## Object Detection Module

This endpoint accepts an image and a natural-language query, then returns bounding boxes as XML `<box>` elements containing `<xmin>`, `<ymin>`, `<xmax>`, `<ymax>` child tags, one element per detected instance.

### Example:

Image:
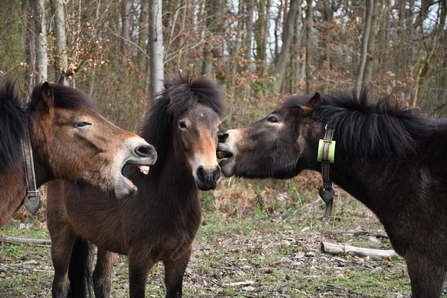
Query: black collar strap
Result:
<box><xmin>317</xmin><ymin>125</ymin><xmax>336</xmax><ymax>217</ymax></box>
<box><xmin>21</xmin><ymin>123</ymin><xmax>43</xmax><ymax>215</ymax></box>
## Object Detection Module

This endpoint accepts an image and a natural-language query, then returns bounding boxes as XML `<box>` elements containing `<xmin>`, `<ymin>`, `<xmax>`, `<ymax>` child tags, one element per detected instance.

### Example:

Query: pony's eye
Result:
<box><xmin>179</xmin><ymin>121</ymin><xmax>187</xmax><ymax>129</ymax></box>
<box><xmin>76</xmin><ymin>121</ymin><xmax>92</xmax><ymax>128</ymax></box>
<box><xmin>267</xmin><ymin>116</ymin><xmax>279</xmax><ymax>123</ymax></box>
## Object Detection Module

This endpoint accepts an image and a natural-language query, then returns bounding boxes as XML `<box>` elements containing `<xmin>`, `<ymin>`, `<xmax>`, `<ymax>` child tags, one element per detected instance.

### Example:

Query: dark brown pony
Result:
<box><xmin>0</xmin><ymin>79</ymin><xmax>156</xmax><ymax>228</ymax></box>
<box><xmin>47</xmin><ymin>75</ymin><xmax>224</xmax><ymax>298</ymax></box>
<box><xmin>218</xmin><ymin>91</ymin><xmax>447</xmax><ymax>297</ymax></box>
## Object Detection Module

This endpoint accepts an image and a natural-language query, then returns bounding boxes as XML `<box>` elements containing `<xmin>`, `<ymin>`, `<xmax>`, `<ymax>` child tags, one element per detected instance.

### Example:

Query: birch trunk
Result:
<box><xmin>149</xmin><ymin>0</ymin><xmax>164</xmax><ymax>102</ymax></box>
<box><xmin>52</xmin><ymin>0</ymin><xmax>68</xmax><ymax>80</ymax></box>
<box><xmin>35</xmin><ymin>0</ymin><xmax>47</xmax><ymax>84</ymax></box>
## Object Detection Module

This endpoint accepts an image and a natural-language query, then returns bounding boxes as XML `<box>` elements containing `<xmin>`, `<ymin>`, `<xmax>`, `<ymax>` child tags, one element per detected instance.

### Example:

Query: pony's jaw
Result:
<box><xmin>113</xmin><ymin>137</ymin><xmax>157</xmax><ymax>199</ymax></box>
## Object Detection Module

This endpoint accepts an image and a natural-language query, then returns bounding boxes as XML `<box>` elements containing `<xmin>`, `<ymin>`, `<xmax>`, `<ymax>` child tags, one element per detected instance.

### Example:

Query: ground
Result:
<box><xmin>0</xmin><ymin>171</ymin><xmax>445</xmax><ymax>297</ymax></box>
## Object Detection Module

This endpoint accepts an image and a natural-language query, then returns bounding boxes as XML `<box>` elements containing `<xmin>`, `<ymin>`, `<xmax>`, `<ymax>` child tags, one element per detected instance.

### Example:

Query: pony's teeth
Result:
<box><xmin>138</xmin><ymin>165</ymin><xmax>150</xmax><ymax>175</ymax></box>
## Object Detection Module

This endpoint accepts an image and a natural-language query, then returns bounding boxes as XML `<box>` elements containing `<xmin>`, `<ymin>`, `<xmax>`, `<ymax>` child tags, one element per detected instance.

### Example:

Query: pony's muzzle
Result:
<box><xmin>196</xmin><ymin>165</ymin><xmax>221</xmax><ymax>190</ymax></box>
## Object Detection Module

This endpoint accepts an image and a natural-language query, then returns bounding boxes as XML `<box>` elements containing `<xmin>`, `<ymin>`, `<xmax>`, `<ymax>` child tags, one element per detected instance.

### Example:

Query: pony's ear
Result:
<box><xmin>57</xmin><ymin>76</ymin><xmax>65</xmax><ymax>85</ymax></box>
<box><xmin>36</xmin><ymin>82</ymin><xmax>55</xmax><ymax>113</ymax></box>
<box><xmin>303</xmin><ymin>92</ymin><xmax>321</xmax><ymax>116</ymax></box>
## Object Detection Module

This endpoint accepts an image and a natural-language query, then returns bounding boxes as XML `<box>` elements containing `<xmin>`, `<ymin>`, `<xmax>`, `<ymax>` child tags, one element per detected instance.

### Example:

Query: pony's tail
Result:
<box><xmin>67</xmin><ymin>237</ymin><xmax>93</xmax><ymax>298</ymax></box>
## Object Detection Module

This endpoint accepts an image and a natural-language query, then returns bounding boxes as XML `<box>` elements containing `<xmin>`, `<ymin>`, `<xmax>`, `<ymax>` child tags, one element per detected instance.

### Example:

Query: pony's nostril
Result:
<box><xmin>218</xmin><ymin>133</ymin><xmax>229</xmax><ymax>142</ymax></box>
<box><xmin>135</xmin><ymin>145</ymin><xmax>155</xmax><ymax>157</ymax></box>
<box><xmin>213</xmin><ymin>166</ymin><xmax>220</xmax><ymax>182</ymax></box>
<box><xmin>197</xmin><ymin>166</ymin><xmax>206</xmax><ymax>181</ymax></box>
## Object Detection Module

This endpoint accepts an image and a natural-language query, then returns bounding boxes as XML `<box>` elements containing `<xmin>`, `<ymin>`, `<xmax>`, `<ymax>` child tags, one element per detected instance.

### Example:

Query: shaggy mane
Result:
<box><xmin>0</xmin><ymin>79</ymin><xmax>27</xmax><ymax>176</ymax></box>
<box><xmin>284</xmin><ymin>91</ymin><xmax>443</xmax><ymax>159</ymax></box>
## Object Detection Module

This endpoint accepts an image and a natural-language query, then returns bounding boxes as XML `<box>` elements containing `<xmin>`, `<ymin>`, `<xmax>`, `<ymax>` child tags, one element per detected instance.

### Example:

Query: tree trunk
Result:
<box><xmin>137</xmin><ymin>0</ymin><xmax>149</xmax><ymax>74</ymax></box>
<box><xmin>244</xmin><ymin>0</ymin><xmax>255</xmax><ymax>72</ymax></box>
<box><xmin>272</xmin><ymin>0</ymin><xmax>299</xmax><ymax>92</ymax></box>
<box><xmin>26</xmin><ymin>1</ymin><xmax>37</xmax><ymax>93</ymax></box>
<box><xmin>290</xmin><ymin>1</ymin><xmax>303</xmax><ymax>94</ymax></box>
<box><xmin>202</xmin><ymin>0</ymin><xmax>224</xmax><ymax>76</ymax></box>
<box><xmin>304</xmin><ymin>0</ymin><xmax>313</xmax><ymax>94</ymax></box>
<box><xmin>254</xmin><ymin>0</ymin><xmax>269</xmax><ymax>65</ymax></box>
<box><xmin>354</xmin><ymin>0</ymin><xmax>373</xmax><ymax>98</ymax></box>
<box><xmin>35</xmin><ymin>0</ymin><xmax>47</xmax><ymax>84</ymax></box>
<box><xmin>175</xmin><ymin>0</ymin><xmax>189</xmax><ymax>71</ymax></box>
<box><xmin>363</xmin><ymin>1</ymin><xmax>379</xmax><ymax>84</ymax></box>
<box><xmin>411</xmin><ymin>0</ymin><xmax>443</xmax><ymax>107</ymax></box>
<box><xmin>149</xmin><ymin>0</ymin><xmax>164</xmax><ymax>102</ymax></box>
<box><xmin>381</xmin><ymin>0</ymin><xmax>393</xmax><ymax>74</ymax></box>
<box><xmin>52</xmin><ymin>0</ymin><xmax>68</xmax><ymax>81</ymax></box>
<box><xmin>120</xmin><ymin>0</ymin><xmax>130</xmax><ymax>71</ymax></box>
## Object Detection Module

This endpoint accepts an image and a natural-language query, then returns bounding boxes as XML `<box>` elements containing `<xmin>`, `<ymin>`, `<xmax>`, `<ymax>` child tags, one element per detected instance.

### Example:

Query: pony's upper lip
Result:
<box><xmin>217</xmin><ymin>143</ymin><xmax>233</xmax><ymax>159</ymax></box>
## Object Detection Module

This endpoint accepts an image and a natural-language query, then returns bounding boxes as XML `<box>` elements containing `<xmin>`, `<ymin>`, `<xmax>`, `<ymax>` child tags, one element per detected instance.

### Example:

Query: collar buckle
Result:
<box><xmin>21</xmin><ymin>123</ymin><xmax>43</xmax><ymax>215</ymax></box>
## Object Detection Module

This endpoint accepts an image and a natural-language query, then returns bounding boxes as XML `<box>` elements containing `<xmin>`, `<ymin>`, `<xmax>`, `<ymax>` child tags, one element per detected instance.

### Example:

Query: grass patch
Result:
<box><xmin>0</xmin><ymin>172</ymin><xmax>445</xmax><ymax>297</ymax></box>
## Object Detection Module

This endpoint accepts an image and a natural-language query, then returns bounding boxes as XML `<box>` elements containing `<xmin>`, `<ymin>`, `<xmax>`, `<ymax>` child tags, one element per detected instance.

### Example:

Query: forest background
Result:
<box><xmin>0</xmin><ymin>1</ymin><xmax>446</xmax><ymax>296</ymax></box>
<box><xmin>1</xmin><ymin>0</ymin><xmax>446</xmax><ymax>134</ymax></box>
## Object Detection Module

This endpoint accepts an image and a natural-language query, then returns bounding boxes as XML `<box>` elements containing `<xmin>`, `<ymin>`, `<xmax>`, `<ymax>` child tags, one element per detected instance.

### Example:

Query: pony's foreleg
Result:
<box><xmin>406</xmin><ymin>252</ymin><xmax>446</xmax><ymax>297</ymax></box>
<box><xmin>93</xmin><ymin>248</ymin><xmax>119</xmax><ymax>298</ymax></box>
<box><xmin>50</xmin><ymin>228</ymin><xmax>76</xmax><ymax>298</ymax></box>
<box><xmin>128</xmin><ymin>248</ymin><xmax>155</xmax><ymax>298</ymax></box>
<box><xmin>163</xmin><ymin>246</ymin><xmax>192</xmax><ymax>298</ymax></box>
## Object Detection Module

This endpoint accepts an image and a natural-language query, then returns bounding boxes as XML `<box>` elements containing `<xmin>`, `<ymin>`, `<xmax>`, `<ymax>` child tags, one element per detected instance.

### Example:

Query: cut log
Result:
<box><xmin>321</xmin><ymin>241</ymin><xmax>400</xmax><ymax>258</ymax></box>
<box><xmin>0</xmin><ymin>235</ymin><xmax>51</xmax><ymax>246</ymax></box>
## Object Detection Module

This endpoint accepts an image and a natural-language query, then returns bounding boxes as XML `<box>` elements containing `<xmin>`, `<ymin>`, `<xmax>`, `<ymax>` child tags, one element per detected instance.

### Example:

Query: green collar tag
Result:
<box><xmin>317</xmin><ymin>139</ymin><xmax>336</xmax><ymax>163</ymax></box>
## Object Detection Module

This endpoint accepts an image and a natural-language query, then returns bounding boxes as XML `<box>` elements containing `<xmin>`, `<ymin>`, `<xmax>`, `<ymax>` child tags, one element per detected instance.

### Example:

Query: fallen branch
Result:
<box><xmin>0</xmin><ymin>235</ymin><xmax>51</xmax><ymax>246</ymax></box>
<box><xmin>321</xmin><ymin>241</ymin><xmax>400</xmax><ymax>258</ymax></box>
<box><xmin>0</xmin><ymin>263</ymin><xmax>53</xmax><ymax>274</ymax></box>
<box><xmin>222</xmin><ymin>281</ymin><xmax>255</xmax><ymax>287</ymax></box>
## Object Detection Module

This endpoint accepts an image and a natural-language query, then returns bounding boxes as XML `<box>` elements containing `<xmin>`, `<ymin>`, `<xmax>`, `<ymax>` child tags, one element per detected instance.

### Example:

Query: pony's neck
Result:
<box><xmin>148</xmin><ymin>143</ymin><xmax>197</xmax><ymax>191</ymax></box>
<box><xmin>0</xmin><ymin>166</ymin><xmax>27</xmax><ymax>227</ymax></box>
<box><xmin>34</xmin><ymin>161</ymin><xmax>52</xmax><ymax>187</ymax></box>
<box><xmin>327</xmin><ymin>149</ymin><xmax>394</xmax><ymax>214</ymax></box>
<box><xmin>0</xmin><ymin>154</ymin><xmax>51</xmax><ymax>227</ymax></box>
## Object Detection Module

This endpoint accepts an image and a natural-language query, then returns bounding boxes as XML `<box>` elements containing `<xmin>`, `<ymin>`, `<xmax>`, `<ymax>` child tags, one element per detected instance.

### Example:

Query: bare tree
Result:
<box><xmin>120</xmin><ymin>0</ymin><xmax>130</xmax><ymax>72</ymax></box>
<box><xmin>272</xmin><ymin>0</ymin><xmax>300</xmax><ymax>92</ymax></box>
<box><xmin>137</xmin><ymin>0</ymin><xmax>149</xmax><ymax>74</ymax></box>
<box><xmin>25</xmin><ymin>1</ymin><xmax>37</xmax><ymax>92</ymax></box>
<box><xmin>35</xmin><ymin>0</ymin><xmax>48</xmax><ymax>84</ymax></box>
<box><xmin>304</xmin><ymin>0</ymin><xmax>313</xmax><ymax>94</ymax></box>
<box><xmin>202</xmin><ymin>0</ymin><xmax>224</xmax><ymax>76</ymax></box>
<box><xmin>363</xmin><ymin>1</ymin><xmax>379</xmax><ymax>84</ymax></box>
<box><xmin>354</xmin><ymin>0</ymin><xmax>374</xmax><ymax>98</ymax></box>
<box><xmin>149</xmin><ymin>0</ymin><xmax>164</xmax><ymax>101</ymax></box>
<box><xmin>52</xmin><ymin>0</ymin><xmax>68</xmax><ymax>83</ymax></box>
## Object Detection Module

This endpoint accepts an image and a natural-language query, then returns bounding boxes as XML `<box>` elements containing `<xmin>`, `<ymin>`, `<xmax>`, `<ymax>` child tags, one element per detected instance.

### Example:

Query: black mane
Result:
<box><xmin>0</xmin><ymin>79</ymin><xmax>27</xmax><ymax>176</ymax></box>
<box><xmin>141</xmin><ymin>75</ymin><xmax>224</xmax><ymax>166</ymax></box>
<box><xmin>284</xmin><ymin>91</ymin><xmax>443</xmax><ymax>159</ymax></box>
